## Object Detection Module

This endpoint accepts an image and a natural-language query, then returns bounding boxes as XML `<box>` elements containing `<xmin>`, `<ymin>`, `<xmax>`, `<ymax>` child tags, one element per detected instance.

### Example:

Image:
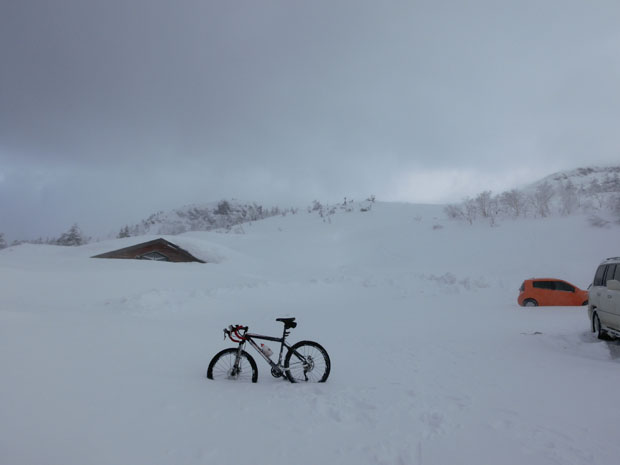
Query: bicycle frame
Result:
<box><xmin>229</xmin><ymin>325</ymin><xmax>298</xmax><ymax>376</ymax></box>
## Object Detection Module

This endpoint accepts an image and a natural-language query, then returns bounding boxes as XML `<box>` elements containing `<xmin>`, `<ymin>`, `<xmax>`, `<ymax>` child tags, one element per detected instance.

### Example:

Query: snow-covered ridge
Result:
<box><xmin>121</xmin><ymin>199</ymin><xmax>296</xmax><ymax>237</ymax></box>
<box><xmin>444</xmin><ymin>165</ymin><xmax>620</xmax><ymax>224</ymax></box>
<box><xmin>118</xmin><ymin>198</ymin><xmax>377</xmax><ymax>238</ymax></box>
<box><xmin>526</xmin><ymin>165</ymin><xmax>620</xmax><ymax>192</ymax></box>
<box><xmin>129</xmin><ymin>167</ymin><xmax>620</xmax><ymax>237</ymax></box>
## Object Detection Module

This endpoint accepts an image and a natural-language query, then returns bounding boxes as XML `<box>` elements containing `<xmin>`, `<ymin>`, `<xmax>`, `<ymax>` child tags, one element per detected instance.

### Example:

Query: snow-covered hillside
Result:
<box><xmin>527</xmin><ymin>165</ymin><xmax>620</xmax><ymax>192</ymax></box>
<box><xmin>119</xmin><ymin>200</ymin><xmax>296</xmax><ymax>237</ymax></box>
<box><xmin>444</xmin><ymin>165</ymin><xmax>620</xmax><ymax>225</ymax></box>
<box><xmin>2</xmin><ymin>202</ymin><xmax>619</xmax><ymax>465</ymax></box>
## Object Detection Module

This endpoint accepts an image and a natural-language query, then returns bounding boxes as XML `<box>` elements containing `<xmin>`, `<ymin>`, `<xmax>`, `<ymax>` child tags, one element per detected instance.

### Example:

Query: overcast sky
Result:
<box><xmin>1</xmin><ymin>0</ymin><xmax>619</xmax><ymax>241</ymax></box>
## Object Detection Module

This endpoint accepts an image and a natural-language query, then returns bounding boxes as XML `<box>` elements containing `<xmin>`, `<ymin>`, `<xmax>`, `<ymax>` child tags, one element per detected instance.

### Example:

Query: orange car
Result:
<box><xmin>518</xmin><ymin>278</ymin><xmax>588</xmax><ymax>307</ymax></box>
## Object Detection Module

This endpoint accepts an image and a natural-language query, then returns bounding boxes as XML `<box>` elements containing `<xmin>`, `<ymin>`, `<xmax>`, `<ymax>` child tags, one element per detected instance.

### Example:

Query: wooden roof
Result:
<box><xmin>92</xmin><ymin>238</ymin><xmax>205</xmax><ymax>263</ymax></box>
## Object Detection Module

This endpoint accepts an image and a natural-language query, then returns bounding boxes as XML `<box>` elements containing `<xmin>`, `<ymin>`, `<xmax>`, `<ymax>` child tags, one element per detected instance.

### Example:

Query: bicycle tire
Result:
<box><xmin>284</xmin><ymin>340</ymin><xmax>330</xmax><ymax>383</ymax></box>
<box><xmin>207</xmin><ymin>348</ymin><xmax>258</xmax><ymax>383</ymax></box>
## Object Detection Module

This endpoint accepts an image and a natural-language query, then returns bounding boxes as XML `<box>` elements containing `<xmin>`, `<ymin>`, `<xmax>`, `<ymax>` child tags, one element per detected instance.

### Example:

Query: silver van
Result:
<box><xmin>589</xmin><ymin>257</ymin><xmax>620</xmax><ymax>339</ymax></box>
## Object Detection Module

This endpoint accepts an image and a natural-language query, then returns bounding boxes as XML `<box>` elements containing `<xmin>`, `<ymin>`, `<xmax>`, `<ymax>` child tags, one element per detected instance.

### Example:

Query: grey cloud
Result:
<box><xmin>1</xmin><ymin>0</ymin><xmax>619</xmax><ymax>239</ymax></box>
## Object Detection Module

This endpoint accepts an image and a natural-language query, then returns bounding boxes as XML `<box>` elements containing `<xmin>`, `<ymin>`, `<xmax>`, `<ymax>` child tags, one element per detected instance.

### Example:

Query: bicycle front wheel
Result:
<box><xmin>207</xmin><ymin>348</ymin><xmax>258</xmax><ymax>383</ymax></box>
<box><xmin>284</xmin><ymin>340</ymin><xmax>330</xmax><ymax>383</ymax></box>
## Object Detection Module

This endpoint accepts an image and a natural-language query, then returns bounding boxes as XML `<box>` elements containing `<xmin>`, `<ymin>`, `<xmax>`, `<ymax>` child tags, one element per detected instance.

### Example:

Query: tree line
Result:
<box><xmin>445</xmin><ymin>173</ymin><xmax>620</xmax><ymax>226</ymax></box>
<box><xmin>0</xmin><ymin>223</ymin><xmax>89</xmax><ymax>249</ymax></box>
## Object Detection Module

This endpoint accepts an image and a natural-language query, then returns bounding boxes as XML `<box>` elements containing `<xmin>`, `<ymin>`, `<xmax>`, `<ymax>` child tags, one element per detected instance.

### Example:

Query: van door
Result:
<box><xmin>607</xmin><ymin>265</ymin><xmax>620</xmax><ymax>331</ymax></box>
<box><xmin>598</xmin><ymin>265</ymin><xmax>615</xmax><ymax>329</ymax></box>
<box><xmin>591</xmin><ymin>265</ymin><xmax>607</xmax><ymax>311</ymax></box>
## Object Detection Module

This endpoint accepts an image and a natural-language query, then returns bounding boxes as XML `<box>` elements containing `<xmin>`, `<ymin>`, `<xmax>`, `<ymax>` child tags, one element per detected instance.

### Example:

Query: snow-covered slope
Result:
<box><xmin>527</xmin><ymin>165</ymin><xmax>620</xmax><ymax>192</ymax></box>
<box><xmin>1</xmin><ymin>202</ymin><xmax>619</xmax><ymax>465</ymax></box>
<box><xmin>119</xmin><ymin>200</ymin><xmax>295</xmax><ymax>237</ymax></box>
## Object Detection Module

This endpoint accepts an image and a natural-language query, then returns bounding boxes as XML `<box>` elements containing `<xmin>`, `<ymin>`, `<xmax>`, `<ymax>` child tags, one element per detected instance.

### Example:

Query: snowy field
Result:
<box><xmin>2</xmin><ymin>202</ymin><xmax>620</xmax><ymax>465</ymax></box>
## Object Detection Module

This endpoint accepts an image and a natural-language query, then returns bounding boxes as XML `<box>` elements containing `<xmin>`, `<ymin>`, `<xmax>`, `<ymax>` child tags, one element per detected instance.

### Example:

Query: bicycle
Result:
<box><xmin>206</xmin><ymin>318</ymin><xmax>331</xmax><ymax>383</ymax></box>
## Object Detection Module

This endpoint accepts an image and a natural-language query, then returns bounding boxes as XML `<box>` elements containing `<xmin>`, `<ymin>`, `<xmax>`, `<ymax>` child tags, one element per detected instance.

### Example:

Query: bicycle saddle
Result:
<box><xmin>276</xmin><ymin>317</ymin><xmax>297</xmax><ymax>329</ymax></box>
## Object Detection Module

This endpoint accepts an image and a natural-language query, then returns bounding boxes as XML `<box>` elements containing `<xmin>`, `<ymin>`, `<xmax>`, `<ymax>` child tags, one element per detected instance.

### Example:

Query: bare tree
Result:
<box><xmin>530</xmin><ymin>182</ymin><xmax>554</xmax><ymax>217</ymax></box>
<box><xmin>612</xmin><ymin>194</ymin><xmax>620</xmax><ymax>222</ymax></box>
<box><xmin>559</xmin><ymin>180</ymin><xmax>579</xmax><ymax>215</ymax></box>
<box><xmin>444</xmin><ymin>204</ymin><xmax>464</xmax><ymax>220</ymax></box>
<box><xmin>500</xmin><ymin>189</ymin><xmax>527</xmax><ymax>218</ymax></box>
<box><xmin>475</xmin><ymin>191</ymin><xmax>493</xmax><ymax>218</ymax></box>
<box><xmin>587</xmin><ymin>178</ymin><xmax>606</xmax><ymax>209</ymax></box>
<box><xmin>463</xmin><ymin>198</ymin><xmax>478</xmax><ymax>225</ymax></box>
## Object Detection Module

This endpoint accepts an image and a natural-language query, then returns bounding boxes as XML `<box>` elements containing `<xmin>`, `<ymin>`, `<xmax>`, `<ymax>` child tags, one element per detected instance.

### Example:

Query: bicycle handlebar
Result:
<box><xmin>224</xmin><ymin>324</ymin><xmax>248</xmax><ymax>343</ymax></box>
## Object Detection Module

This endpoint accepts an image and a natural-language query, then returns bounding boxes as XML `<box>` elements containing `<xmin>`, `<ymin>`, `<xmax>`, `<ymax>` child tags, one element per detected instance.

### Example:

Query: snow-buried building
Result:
<box><xmin>92</xmin><ymin>238</ymin><xmax>205</xmax><ymax>263</ymax></box>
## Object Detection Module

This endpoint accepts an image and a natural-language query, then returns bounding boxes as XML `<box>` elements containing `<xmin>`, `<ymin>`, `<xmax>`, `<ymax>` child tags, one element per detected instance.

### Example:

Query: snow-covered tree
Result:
<box><xmin>475</xmin><ymin>191</ymin><xmax>494</xmax><ymax>218</ymax></box>
<box><xmin>558</xmin><ymin>180</ymin><xmax>579</xmax><ymax>215</ymax></box>
<box><xmin>463</xmin><ymin>198</ymin><xmax>478</xmax><ymax>225</ymax></box>
<box><xmin>602</xmin><ymin>173</ymin><xmax>620</xmax><ymax>192</ymax></box>
<box><xmin>500</xmin><ymin>189</ymin><xmax>527</xmax><ymax>218</ymax></box>
<box><xmin>56</xmin><ymin>223</ymin><xmax>86</xmax><ymax>246</ymax></box>
<box><xmin>0</xmin><ymin>233</ymin><xmax>7</xmax><ymax>249</ymax></box>
<box><xmin>117</xmin><ymin>225</ymin><xmax>131</xmax><ymax>238</ymax></box>
<box><xmin>530</xmin><ymin>182</ymin><xmax>554</xmax><ymax>217</ymax></box>
<box><xmin>611</xmin><ymin>194</ymin><xmax>620</xmax><ymax>222</ymax></box>
<box><xmin>215</xmin><ymin>200</ymin><xmax>231</xmax><ymax>215</ymax></box>
<box><xmin>444</xmin><ymin>204</ymin><xmax>464</xmax><ymax>220</ymax></box>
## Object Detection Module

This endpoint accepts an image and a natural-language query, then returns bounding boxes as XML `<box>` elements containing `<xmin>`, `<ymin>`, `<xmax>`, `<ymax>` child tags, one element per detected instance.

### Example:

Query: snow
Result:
<box><xmin>1</xmin><ymin>202</ymin><xmax>620</xmax><ymax>465</ymax></box>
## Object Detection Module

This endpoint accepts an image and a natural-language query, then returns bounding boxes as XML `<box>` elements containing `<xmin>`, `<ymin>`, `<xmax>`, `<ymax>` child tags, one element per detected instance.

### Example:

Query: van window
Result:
<box><xmin>593</xmin><ymin>265</ymin><xmax>607</xmax><ymax>286</ymax></box>
<box><xmin>605</xmin><ymin>264</ymin><xmax>617</xmax><ymax>285</ymax></box>
<box><xmin>533</xmin><ymin>281</ymin><xmax>555</xmax><ymax>290</ymax></box>
<box><xmin>614</xmin><ymin>265</ymin><xmax>620</xmax><ymax>281</ymax></box>
<box><xmin>555</xmin><ymin>281</ymin><xmax>575</xmax><ymax>292</ymax></box>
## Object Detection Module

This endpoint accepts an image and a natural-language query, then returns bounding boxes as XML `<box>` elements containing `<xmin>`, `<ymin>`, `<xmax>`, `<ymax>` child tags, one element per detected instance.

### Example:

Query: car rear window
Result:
<box><xmin>555</xmin><ymin>281</ymin><xmax>575</xmax><ymax>292</ymax></box>
<box><xmin>533</xmin><ymin>281</ymin><xmax>556</xmax><ymax>290</ymax></box>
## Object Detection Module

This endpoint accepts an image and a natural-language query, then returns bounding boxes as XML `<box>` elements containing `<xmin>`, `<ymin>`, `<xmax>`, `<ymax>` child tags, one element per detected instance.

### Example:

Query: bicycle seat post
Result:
<box><xmin>282</xmin><ymin>325</ymin><xmax>289</xmax><ymax>340</ymax></box>
<box><xmin>276</xmin><ymin>317</ymin><xmax>297</xmax><ymax>339</ymax></box>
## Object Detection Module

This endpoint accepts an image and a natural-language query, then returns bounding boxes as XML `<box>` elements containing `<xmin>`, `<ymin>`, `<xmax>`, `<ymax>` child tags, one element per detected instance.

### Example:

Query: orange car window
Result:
<box><xmin>533</xmin><ymin>281</ymin><xmax>555</xmax><ymax>290</ymax></box>
<box><xmin>555</xmin><ymin>281</ymin><xmax>575</xmax><ymax>292</ymax></box>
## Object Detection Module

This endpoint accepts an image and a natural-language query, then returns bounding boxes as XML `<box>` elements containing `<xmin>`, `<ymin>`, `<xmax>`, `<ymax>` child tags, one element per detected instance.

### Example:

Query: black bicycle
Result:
<box><xmin>207</xmin><ymin>318</ymin><xmax>330</xmax><ymax>383</ymax></box>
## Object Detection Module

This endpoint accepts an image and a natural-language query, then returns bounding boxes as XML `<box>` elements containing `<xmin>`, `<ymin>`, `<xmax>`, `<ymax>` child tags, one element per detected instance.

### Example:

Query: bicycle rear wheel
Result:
<box><xmin>284</xmin><ymin>340</ymin><xmax>330</xmax><ymax>383</ymax></box>
<box><xmin>207</xmin><ymin>348</ymin><xmax>258</xmax><ymax>383</ymax></box>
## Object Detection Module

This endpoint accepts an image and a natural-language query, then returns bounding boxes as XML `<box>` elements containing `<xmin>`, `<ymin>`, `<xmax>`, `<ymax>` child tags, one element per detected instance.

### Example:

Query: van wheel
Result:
<box><xmin>594</xmin><ymin>313</ymin><xmax>610</xmax><ymax>340</ymax></box>
<box><xmin>523</xmin><ymin>299</ymin><xmax>538</xmax><ymax>307</ymax></box>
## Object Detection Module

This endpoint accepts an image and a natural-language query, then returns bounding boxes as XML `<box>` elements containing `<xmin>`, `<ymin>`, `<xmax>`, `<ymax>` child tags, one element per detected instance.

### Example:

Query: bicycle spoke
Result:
<box><xmin>209</xmin><ymin>351</ymin><xmax>256</xmax><ymax>381</ymax></box>
<box><xmin>285</xmin><ymin>341</ymin><xmax>330</xmax><ymax>383</ymax></box>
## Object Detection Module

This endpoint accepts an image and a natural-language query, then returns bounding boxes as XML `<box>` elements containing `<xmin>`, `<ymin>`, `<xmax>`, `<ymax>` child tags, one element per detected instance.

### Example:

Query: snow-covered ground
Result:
<box><xmin>2</xmin><ymin>202</ymin><xmax>619</xmax><ymax>465</ymax></box>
